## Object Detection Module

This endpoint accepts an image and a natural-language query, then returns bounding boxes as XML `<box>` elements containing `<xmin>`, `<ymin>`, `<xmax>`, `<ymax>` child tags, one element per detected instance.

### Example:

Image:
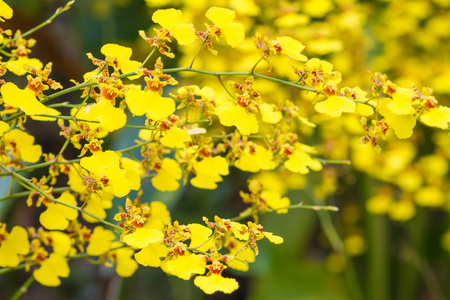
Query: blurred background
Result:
<box><xmin>1</xmin><ymin>0</ymin><xmax>450</xmax><ymax>299</ymax></box>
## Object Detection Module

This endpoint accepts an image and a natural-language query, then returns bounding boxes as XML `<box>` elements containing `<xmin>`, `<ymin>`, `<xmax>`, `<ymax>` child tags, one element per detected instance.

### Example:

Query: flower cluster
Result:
<box><xmin>0</xmin><ymin>0</ymin><xmax>449</xmax><ymax>298</ymax></box>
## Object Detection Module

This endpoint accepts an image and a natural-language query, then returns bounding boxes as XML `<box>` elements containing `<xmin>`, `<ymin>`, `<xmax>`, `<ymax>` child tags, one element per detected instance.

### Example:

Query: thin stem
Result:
<box><xmin>10</xmin><ymin>275</ymin><xmax>35</xmax><ymax>300</ymax></box>
<box><xmin>0</xmin><ymin>163</ymin><xmax>122</xmax><ymax>232</ymax></box>
<box><xmin>230</xmin><ymin>202</ymin><xmax>339</xmax><ymax>222</ymax></box>
<box><xmin>313</xmin><ymin>157</ymin><xmax>351</xmax><ymax>165</ymax></box>
<box><xmin>0</xmin><ymin>1</ymin><xmax>75</xmax><ymax>50</ymax></box>
<box><xmin>0</xmin><ymin>187</ymin><xmax>70</xmax><ymax>202</ymax></box>
<box><xmin>188</xmin><ymin>40</ymin><xmax>206</xmax><ymax>69</ymax></box>
<box><xmin>401</xmin><ymin>246</ymin><xmax>446</xmax><ymax>300</ymax></box>
<box><xmin>139</xmin><ymin>47</ymin><xmax>157</xmax><ymax>69</ymax></box>
<box><xmin>217</xmin><ymin>75</ymin><xmax>236</xmax><ymax>100</ymax></box>
<box><xmin>251</xmin><ymin>56</ymin><xmax>264</xmax><ymax>74</ymax></box>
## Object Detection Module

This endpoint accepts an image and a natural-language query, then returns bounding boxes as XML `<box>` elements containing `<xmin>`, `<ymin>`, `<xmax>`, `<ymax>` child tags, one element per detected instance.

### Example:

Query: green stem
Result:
<box><xmin>0</xmin><ymin>187</ymin><xmax>70</xmax><ymax>202</ymax></box>
<box><xmin>230</xmin><ymin>202</ymin><xmax>339</xmax><ymax>222</ymax></box>
<box><xmin>10</xmin><ymin>275</ymin><xmax>35</xmax><ymax>300</ymax></box>
<box><xmin>0</xmin><ymin>1</ymin><xmax>75</xmax><ymax>51</ymax></box>
<box><xmin>139</xmin><ymin>47</ymin><xmax>157</xmax><ymax>69</ymax></box>
<box><xmin>217</xmin><ymin>75</ymin><xmax>236</xmax><ymax>100</ymax></box>
<box><xmin>188</xmin><ymin>40</ymin><xmax>206</xmax><ymax>69</ymax></box>
<box><xmin>0</xmin><ymin>163</ymin><xmax>122</xmax><ymax>232</ymax></box>
<box><xmin>401</xmin><ymin>246</ymin><xmax>446</xmax><ymax>300</ymax></box>
<box><xmin>251</xmin><ymin>56</ymin><xmax>264</xmax><ymax>74</ymax></box>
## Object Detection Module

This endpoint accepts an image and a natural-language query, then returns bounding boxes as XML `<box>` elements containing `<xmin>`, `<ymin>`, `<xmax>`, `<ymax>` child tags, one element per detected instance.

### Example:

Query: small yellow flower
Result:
<box><xmin>151</xmin><ymin>158</ymin><xmax>182</xmax><ymax>191</ymax></box>
<box><xmin>215</xmin><ymin>105</ymin><xmax>258</xmax><ymax>135</ymax></box>
<box><xmin>1</xmin><ymin>82</ymin><xmax>60</xmax><ymax>116</ymax></box>
<box><xmin>194</xmin><ymin>273</ymin><xmax>239</xmax><ymax>294</ymax></box>
<box><xmin>125</xmin><ymin>88</ymin><xmax>175</xmax><ymax>121</ymax></box>
<box><xmin>33</xmin><ymin>254</ymin><xmax>70</xmax><ymax>287</ymax></box>
<box><xmin>39</xmin><ymin>192</ymin><xmax>78</xmax><ymax>230</ymax></box>
<box><xmin>161</xmin><ymin>252</ymin><xmax>206</xmax><ymax>280</ymax></box>
<box><xmin>0</xmin><ymin>225</ymin><xmax>30</xmax><ymax>267</ymax></box>
<box><xmin>315</xmin><ymin>95</ymin><xmax>356</xmax><ymax>118</ymax></box>
<box><xmin>152</xmin><ymin>9</ymin><xmax>197</xmax><ymax>45</ymax></box>
<box><xmin>86</xmin><ymin>226</ymin><xmax>116</xmax><ymax>256</ymax></box>
<box><xmin>0</xmin><ymin>0</ymin><xmax>13</xmax><ymax>22</ymax></box>
<box><xmin>160</xmin><ymin>127</ymin><xmax>192</xmax><ymax>148</ymax></box>
<box><xmin>420</xmin><ymin>106</ymin><xmax>450</xmax><ymax>129</ymax></box>
<box><xmin>101</xmin><ymin>43</ymin><xmax>141</xmax><ymax>76</ymax></box>
<box><xmin>82</xmin><ymin>99</ymin><xmax>127</xmax><ymax>132</ymax></box>
<box><xmin>190</xmin><ymin>156</ymin><xmax>229</xmax><ymax>190</ymax></box>
<box><xmin>123</xmin><ymin>227</ymin><xmax>164</xmax><ymax>249</ymax></box>
<box><xmin>109</xmin><ymin>242</ymin><xmax>139</xmax><ymax>277</ymax></box>
<box><xmin>134</xmin><ymin>242</ymin><xmax>169</xmax><ymax>267</ymax></box>
<box><xmin>3</xmin><ymin>129</ymin><xmax>42</xmax><ymax>163</ymax></box>
<box><xmin>273</xmin><ymin>36</ymin><xmax>308</xmax><ymax>61</ymax></box>
<box><xmin>205</xmin><ymin>7</ymin><xmax>245</xmax><ymax>48</ymax></box>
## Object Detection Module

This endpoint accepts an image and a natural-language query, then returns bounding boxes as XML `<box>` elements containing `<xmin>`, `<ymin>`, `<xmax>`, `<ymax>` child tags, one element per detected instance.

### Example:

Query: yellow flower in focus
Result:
<box><xmin>160</xmin><ymin>127</ymin><xmax>192</xmax><ymax>148</ymax></box>
<box><xmin>6</xmin><ymin>57</ymin><xmax>43</xmax><ymax>76</ymax></box>
<box><xmin>152</xmin><ymin>9</ymin><xmax>197</xmax><ymax>45</ymax></box>
<box><xmin>194</xmin><ymin>272</ymin><xmax>239</xmax><ymax>294</ymax></box>
<box><xmin>0</xmin><ymin>121</ymin><xmax>9</xmax><ymax>136</ymax></box>
<box><xmin>226</xmin><ymin>240</ymin><xmax>255</xmax><ymax>272</ymax></box>
<box><xmin>123</xmin><ymin>227</ymin><xmax>164</xmax><ymax>249</ymax></box>
<box><xmin>205</xmin><ymin>7</ymin><xmax>245</xmax><ymax>48</ymax></box>
<box><xmin>274</xmin><ymin>36</ymin><xmax>308</xmax><ymax>61</ymax></box>
<box><xmin>143</xmin><ymin>201</ymin><xmax>171</xmax><ymax>232</ymax></box>
<box><xmin>39</xmin><ymin>192</ymin><xmax>78</xmax><ymax>230</ymax></box>
<box><xmin>190</xmin><ymin>156</ymin><xmax>229</xmax><ymax>189</ymax></box>
<box><xmin>80</xmin><ymin>151</ymin><xmax>133</xmax><ymax>197</ymax></box>
<box><xmin>135</xmin><ymin>242</ymin><xmax>169</xmax><ymax>267</ymax></box>
<box><xmin>162</xmin><ymin>252</ymin><xmax>206</xmax><ymax>280</ymax></box>
<box><xmin>3</xmin><ymin>129</ymin><xmax>42</xmax><ymax>163</ymax></box>
<box><xmin>215</xmin><ymin>105</ymin><xmax>258</xmax><ymax>135</ymax></box>
<box><xmin>188</xmin><ymin>223</ymin><xmax>213</xmax><ymax>252</ymax></box>
<box><xmin>151</xmin><ymin>158</ymin><xmax>182</xmax><ymax>191</ymax></box>
<box><xmin>86</xmin><ymin>226</ymin><xmax>116</xmax><ymax>256</ymax></box>
<box><xmin>0</xmin><ymin>0</ymin><xmax>13</xmax><ymax>21</ymax></box>
<box><xmin>1</xmin><ymin>82</ymin><xmax>59</xmax><ymax>116</ymax></box>
<box><xmin>315</xmin><ymin>95</ymin><xmax>356</xmax><ymax>118</ymax></box>
<box><xmin>0</xmin><ymin>225</ymin><xmax>29</xmax><ymax>267</ymax></box>
<box><xmin>100</xmin><ymin>43</ymin><xmax>141</xmax><ymax>76</ymax></box>
<box><xmin>125</xmin><ymin>88</ymin><xmax>175</xmax><ymax>121</ymax></box>
<box><xmin>110</xmin><ymin>242</ymin><xmax>138</xmax><ymax>277</ymax></box>
<box><xmin>33</xmin><ymin>254</ymin><xmax>70</xmax><ymax>287</ymax></box>
<box><xmin>83</xmin><ymin>100</ymin><xmax>127</xmax><ymax>132</ymax></box>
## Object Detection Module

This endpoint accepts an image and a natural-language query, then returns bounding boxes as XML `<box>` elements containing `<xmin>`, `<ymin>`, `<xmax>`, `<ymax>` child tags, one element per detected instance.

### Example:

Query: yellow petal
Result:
<box><xmin>123</xmin><ymin>228</ymin><xmax>164</xmax><ymax>249</ymax></box>
<box><xmin>206</xmin><ymin>7</ymin><xmax>236</xmax><ymax>25</ymax></box>
<box><xmin>194</xmin><ymin>274</ymin><xmax>239</xmax><ymax>294</ymax></box>
<box><xmin>420</xmin><ymin>106</ymin><xmax>450</xmax><ymax>129</ymax></box>
<box><xmin>171</xmin><ymin>23</ymin><xmax>197</xmax><ymax>45</ymax></box>
<box><xmin>221</xmin><ymin>23</ymin><xmax>245</xmax><ymax>47</ymax></box>
<box><xmin>276</xmin><ymin>36</ymin><xmax>307</xmax><ymax>61</ymax></box>
<box><xmin>135</xmin><ymin>242</ymin><xmax>169</xmax><ymax>267</ymax></box>
<box><xmin>101</xmin><ymin>43</ymin><xmax>132</xmax><ymax>61</ymax></box>
<box><xmin>315</xmin><ymin>95</ymin><xmax>356</xmax><ymax>117</ymax></box>
<box><xmin>160</xmin><ymin>127</ymin><xmax>192</xmax><ymax>148</ymax></box>
<box><xmin>162</xmin><ymin>253</ymin><xmax>206</xmax><ymax>280</ymax></box>
<box><xmin>152</xmin><ymin>8</ymin><xmax>182</xmax><ymax>28</ymax></box>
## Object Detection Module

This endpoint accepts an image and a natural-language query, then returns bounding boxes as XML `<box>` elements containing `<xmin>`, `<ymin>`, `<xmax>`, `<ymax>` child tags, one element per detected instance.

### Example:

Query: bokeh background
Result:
<box><xmin>1</xmin><ymin>0</ymin><xmax>450</xmax><ymax>299</ymax></box>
